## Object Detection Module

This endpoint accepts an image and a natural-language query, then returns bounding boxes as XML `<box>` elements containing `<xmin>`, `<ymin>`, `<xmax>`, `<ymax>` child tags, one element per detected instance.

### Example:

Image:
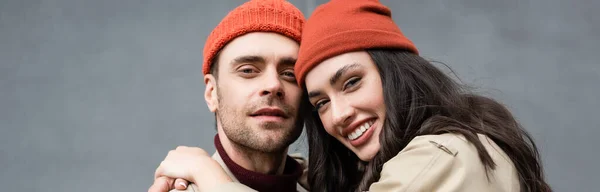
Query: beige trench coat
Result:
<box><xmin>368</xmin><ymin>133</ymin><xmax>520</xmax><ymax>191</ymax></box>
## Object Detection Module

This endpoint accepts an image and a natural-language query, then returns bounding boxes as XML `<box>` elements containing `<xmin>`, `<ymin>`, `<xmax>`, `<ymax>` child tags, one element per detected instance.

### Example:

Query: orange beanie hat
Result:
<box><xmin>295</xmin><ymin>0</ymin><xmax>418</xmax><ymax>86</ymax></box>
<box><xmin>202</xmin><ymin>0</ymin><xmax>305</xmax><ymax>75</ymax></box>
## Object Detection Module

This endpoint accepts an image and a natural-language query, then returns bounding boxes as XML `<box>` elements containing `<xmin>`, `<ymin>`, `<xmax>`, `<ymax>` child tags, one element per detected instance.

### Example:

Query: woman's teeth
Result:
<box><xmin>348</xmin><ymin>121</ymin><xmax>374</xmax><ymax>140</ymax></box>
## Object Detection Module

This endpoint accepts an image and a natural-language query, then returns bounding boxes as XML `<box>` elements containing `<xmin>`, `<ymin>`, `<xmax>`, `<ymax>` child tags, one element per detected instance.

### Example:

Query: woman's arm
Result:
<box><xmin>151</xmin><ymin>146</ymin><xmax>257</xmax><ymax>192</ymax></box>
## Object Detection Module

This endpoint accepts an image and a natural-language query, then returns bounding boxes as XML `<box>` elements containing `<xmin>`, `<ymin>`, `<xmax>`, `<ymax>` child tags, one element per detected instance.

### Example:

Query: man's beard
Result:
<box><xmin>216</xmin><ymin>91</ymin><xmax>302</xmax><ymax>153</ymax></box>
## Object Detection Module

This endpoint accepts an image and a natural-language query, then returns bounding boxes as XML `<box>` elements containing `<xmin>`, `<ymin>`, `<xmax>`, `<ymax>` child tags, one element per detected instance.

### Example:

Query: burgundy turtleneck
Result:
<box><xmin>214</xmin><ymin>134</ymin><xmax>302</xmax><ymax>192</ymax></box>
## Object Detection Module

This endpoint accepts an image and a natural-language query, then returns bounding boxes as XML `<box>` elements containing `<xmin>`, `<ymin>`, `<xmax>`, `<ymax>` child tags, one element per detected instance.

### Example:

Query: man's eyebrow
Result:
<box><xmin>230</xmin><ymin>55</ymin><xmax>265</xmax><ymax>65</ymax></box>
<box><xmin>329</xmin><ymin>63</ymin><xmax>361</xmax><ymax>85</ymax></box>
<box><xmin>278</xmin><ymin>57</ymin><xmax>297</xmax><ymax>67</ymax></box>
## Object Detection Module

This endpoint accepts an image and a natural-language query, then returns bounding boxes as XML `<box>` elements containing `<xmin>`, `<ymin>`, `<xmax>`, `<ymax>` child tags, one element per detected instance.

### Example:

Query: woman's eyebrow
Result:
<box><xmin>329</xmin><ymin>63</ymin><xmax>361</xmax><ymax>85</ymax></box>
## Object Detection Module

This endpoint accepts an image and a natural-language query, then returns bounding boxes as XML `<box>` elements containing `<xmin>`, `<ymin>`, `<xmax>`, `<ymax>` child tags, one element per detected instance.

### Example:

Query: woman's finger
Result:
<box><xmin>174</xmin><ymin>178</ymin><xmax>189</xmax><ymax>190</ymax></box>
<box><xmin>148</xmin><ymin>176</ymin><xmax>174</xmax><ymax>192</ymax></box>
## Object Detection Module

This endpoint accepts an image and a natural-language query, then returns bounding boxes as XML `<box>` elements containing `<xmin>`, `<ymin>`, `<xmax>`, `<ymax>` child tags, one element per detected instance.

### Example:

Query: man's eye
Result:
<box><xmin>236</xmin><ymin>66</ymin><xmax>259</xmax><ymax>78</ymax></box>
<box><xmin>281</xmin><ymin>70</ymin><xmax>296</xmax><ymax>81</ymax></box>
<box><xmin>240</xmin><ymin>68</ymin><xmax>256</xmax><ymax>73</ymax></box>
<box><xmin>237</xmin><ymin>65</ymin><xmax>259</xmax><ymax>73</ymax></box>
<box><xmin>282</xmin><ymin>71</ymin><xmax>295</xmax><ymax>77</ymax></box>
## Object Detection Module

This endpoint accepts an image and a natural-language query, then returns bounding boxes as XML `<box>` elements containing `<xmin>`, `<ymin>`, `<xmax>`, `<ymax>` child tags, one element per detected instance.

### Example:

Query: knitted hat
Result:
<box><xmin>202</xmin><ymin>0</ymin><xmax>305</xmax><ymax>75</ymax></box>
<box><xmin>295</xmin><ymin>0</ymin><xmax>418</xmax><ymax>86</ymax></box>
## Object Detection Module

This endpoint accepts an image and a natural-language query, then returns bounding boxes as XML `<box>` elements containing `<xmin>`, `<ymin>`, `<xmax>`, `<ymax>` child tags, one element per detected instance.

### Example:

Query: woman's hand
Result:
<box><xmin>153</xmin><ymin>146</ymin><xmax>233</xmax><ymax>191</ymax></box>
<box><xmin>148</xmin><ymin>176</ymin><xmax>187</xmax><ymax>192</ymax></box>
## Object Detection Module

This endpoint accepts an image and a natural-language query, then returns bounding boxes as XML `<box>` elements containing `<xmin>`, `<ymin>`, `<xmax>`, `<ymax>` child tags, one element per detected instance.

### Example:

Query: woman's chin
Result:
<box><xmin>355</xmin><ymin>144</ymin><xmax>380</xmax><ymax>162</ymax></box>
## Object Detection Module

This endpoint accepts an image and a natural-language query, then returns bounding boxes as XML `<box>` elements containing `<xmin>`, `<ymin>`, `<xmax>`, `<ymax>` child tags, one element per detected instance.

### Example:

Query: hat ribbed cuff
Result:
<box><xmin>202</xmin><ymin>8</ymin><xmax>304</xmax><ymax>74</ymax></box>
<box><xmin>296</xmin><ymin>29</ymin><xmax>418</xmax><ymax>86</ymax></box>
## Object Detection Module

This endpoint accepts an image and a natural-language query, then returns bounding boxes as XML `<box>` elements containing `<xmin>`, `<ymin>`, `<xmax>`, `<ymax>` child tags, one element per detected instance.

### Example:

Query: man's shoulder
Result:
<box><xmin>171</xmin><ymin>152</ymin><xmax>309</xmax><ymax>192</ymax></box>
<box><xmin>289</xmin><ymin>153</ymin><xmax>307</xmax><ymax>167</ymax></box>
<box><xmin>211</xmin><ymin>152</ymin><xmax>220</xmax><ymax>161</ymax></box>
<box><xmin>289</xmin><ymin>153</ymin><xmax>309</xmax><ymax>191</ymax></box>
<box><xmin>211</xmin><ymin>151</ymin><xmax>236</xmax><ymax>180</ymax></box>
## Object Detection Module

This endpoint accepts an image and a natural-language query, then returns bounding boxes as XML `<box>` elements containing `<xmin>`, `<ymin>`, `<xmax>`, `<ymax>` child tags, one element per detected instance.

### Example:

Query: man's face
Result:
<box><xmin>206</xmin><ymin>32</ymin><xmax>303</xmax><ymax>153</ymax></box>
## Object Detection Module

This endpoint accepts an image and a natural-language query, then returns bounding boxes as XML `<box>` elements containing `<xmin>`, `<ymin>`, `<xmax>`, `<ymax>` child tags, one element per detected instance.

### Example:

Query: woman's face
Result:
<box><xmin>305</xmin><ymin>51</ymin><xmax>385</xmax><ymax>161</ymax></box>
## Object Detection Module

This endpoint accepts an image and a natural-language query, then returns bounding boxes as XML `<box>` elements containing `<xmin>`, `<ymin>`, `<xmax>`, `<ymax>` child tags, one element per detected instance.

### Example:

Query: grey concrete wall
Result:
<box><xmin>1</xmin><ymin>0</ymin><xmax>597</xmax><ymax>191</ymax></box>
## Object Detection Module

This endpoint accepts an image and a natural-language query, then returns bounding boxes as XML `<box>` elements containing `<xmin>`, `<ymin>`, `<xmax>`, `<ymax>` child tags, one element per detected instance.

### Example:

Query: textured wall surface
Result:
<box><xmin>1</xmin><ymin>0</ymin><xmax>598</xmax><ymax>191</ymax></box>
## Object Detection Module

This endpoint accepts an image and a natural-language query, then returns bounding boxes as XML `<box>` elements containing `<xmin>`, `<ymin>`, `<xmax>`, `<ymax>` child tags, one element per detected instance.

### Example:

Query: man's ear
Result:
<box><xmin>204</xmin><ymin>74</ymin><xmax>218</xmax><ymax>112</ymax></box>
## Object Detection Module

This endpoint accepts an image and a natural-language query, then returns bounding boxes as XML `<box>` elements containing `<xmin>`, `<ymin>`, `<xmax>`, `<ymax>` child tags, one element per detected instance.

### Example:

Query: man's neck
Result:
<box><xmin>217</xmin><ymin>130</ymin><xmax>288</xmax><ymax>175</ymax></box>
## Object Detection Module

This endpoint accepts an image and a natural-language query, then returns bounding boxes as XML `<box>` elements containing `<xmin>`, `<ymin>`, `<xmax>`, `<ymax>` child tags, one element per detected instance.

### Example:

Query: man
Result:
<box><xmin>148</xmin><ymin>0</ymin><xmax>308</xmax><ymax>191</ymax></box>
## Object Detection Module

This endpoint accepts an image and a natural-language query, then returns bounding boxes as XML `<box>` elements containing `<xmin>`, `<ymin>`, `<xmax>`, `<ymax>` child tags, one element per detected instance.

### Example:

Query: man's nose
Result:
<box><xmin>259</xmin><ymin>71</ymin><xmax>284</xmax><ymax>98</ymax></box>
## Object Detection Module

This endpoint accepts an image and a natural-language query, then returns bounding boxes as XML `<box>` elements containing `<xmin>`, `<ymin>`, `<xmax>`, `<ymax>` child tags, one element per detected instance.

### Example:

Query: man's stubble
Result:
<box><xmin>215</xmin><ymin>87</ymin><xmax>303</xmax><ymax>154</ymax></box>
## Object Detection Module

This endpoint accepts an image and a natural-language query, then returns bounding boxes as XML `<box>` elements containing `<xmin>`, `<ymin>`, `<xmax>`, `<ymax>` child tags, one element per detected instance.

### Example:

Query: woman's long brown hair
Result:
<box><xmin>304</xmin><ymin>49</ymin><xmax>551</xmax><ymax>192</ymax></box>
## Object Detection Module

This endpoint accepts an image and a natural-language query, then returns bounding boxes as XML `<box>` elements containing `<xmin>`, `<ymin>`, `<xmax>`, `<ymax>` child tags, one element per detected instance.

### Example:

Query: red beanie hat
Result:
<box><xmin>202</xmin><ymin>0</ymin><xmax>305</xmax><ymax>75</ymax></box>
<box><xmin>295</xmin><ymin>0</ymin><xmax>418</xmax><ymax>86</ymax></box>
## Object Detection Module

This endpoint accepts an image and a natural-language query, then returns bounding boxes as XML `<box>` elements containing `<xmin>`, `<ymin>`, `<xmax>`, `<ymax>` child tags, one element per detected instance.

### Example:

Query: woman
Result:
<box><xmin>152</xmin><ymin>0</ymin><xmax>552</xmax><ymax>191</ymax></box>
<box><xmin>294</xmin><ymin>0</ymin><xmax>551</xmax><ymax>191</ymax></box>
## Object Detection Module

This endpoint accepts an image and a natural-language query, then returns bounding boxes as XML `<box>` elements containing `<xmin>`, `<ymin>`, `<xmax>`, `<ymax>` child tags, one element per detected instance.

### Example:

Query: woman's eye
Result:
<box><xmin>343</xmin><ymin>77</ymin><xmax>361</xmax><ymax>90</ymax></box>
<box><xmin>314</xmin><ymin>100</ymin><xmax>329</xmax><ymax>111</ymax></box>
